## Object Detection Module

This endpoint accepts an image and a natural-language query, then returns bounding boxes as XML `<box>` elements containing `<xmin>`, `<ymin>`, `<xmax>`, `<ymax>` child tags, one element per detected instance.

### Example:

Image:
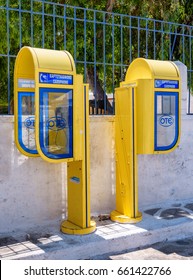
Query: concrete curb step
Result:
<box><xmin>1</xmin><ymin>203</ymin><xmax>193</xmax><ymax>260</ymax></box>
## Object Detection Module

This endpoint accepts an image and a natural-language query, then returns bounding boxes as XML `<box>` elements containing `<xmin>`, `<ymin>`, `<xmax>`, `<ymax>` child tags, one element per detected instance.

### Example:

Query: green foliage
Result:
<box><xmin>1</xmin><ymin>0</ymin><xmax>193</xmax><ymax>113</ymax></box>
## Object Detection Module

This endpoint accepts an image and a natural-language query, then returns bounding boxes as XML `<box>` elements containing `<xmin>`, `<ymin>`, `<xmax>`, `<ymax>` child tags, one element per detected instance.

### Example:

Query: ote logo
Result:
<box><xmin>159</xmin><ymin>115</ymin><xmax>174</xmax><ymax>127</ymax></box>
<box><xmin>24</xmin><ymin>117</ymin><xmax>35</xmax><ymax>129</ymax></box>
<box><xmin>46</xmin><ymin>116</ymin><xmax>66</xmax><ymax>131</ymax></box>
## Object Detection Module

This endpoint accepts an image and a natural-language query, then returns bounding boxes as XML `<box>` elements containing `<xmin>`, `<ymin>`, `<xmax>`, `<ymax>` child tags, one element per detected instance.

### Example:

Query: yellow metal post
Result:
<box><xmin>110</xmin><ymin>86</ymin><xmax>142</xmax><ymax>223</ymax></box>
<box><xmin>61</xmin><ymin>82</ymin><xmax>96</xmax><ymax>234</ymax></box>
<box><xmin>111</xmin><ymin>57</ymin><xmax>181</xmax><ymax>224</ymax></box>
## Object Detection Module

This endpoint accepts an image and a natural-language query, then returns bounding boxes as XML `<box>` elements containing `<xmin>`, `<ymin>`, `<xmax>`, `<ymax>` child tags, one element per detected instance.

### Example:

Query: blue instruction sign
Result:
<box><xmin>155</xmin><ymin>79</ymin><xmax>179</xmax><ymax>89</ymax></box>
<box><xmin>39</xmin><ymin>72</ymin><xmax>73</xmax><ymax>85</ymax></box>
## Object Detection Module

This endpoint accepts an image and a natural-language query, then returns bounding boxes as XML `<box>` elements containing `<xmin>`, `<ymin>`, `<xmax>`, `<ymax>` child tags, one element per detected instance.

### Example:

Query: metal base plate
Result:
<box><xmin>110</xmin><ymin>210</ymin><xmax>142</xmax><ymax>224</ymax></box>
<box><xmin>60</xmin><ymin>220</ymin><xmax>96</xmax><ymax>235</ymax></box>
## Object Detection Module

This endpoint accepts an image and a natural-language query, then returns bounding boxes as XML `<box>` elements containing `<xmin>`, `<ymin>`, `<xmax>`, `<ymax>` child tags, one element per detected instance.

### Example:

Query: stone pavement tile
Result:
<box><xmin>110</xmin><ymin>237</ymin><xmax>193</xmax><ymax>260</ymax></box>
<box><xmin>110</xmin><ymin>247</ymin><xmax>187</xmax><ymax>260</ymax></box>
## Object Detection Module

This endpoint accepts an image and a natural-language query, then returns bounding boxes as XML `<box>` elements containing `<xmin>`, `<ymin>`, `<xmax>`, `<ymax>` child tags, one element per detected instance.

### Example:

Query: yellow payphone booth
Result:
<box><xmin>111</xmin><ymin>58</ymin><xmax>181</xmax><ymax>223</ymax></box>
<box><xmin>14</xmin><ymin>47</ymin><xmax>96</xmax><ymax>234</ymax></box>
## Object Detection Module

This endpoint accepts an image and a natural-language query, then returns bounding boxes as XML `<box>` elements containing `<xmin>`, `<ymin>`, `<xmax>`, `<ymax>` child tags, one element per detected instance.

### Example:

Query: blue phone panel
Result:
<box><xmin>18</xmin><ymin>92</ymin><xmax>38</xmax><ymax>154</ymax></box>
<box><xmin>39</xmin><ymin>88</ymin><xmax>73</xmax><ymax>159</ymax></box>
<box><xmin>154</xmin><ymin>92</ymin><xmax>179</xmax><ymax>151</ymax></box>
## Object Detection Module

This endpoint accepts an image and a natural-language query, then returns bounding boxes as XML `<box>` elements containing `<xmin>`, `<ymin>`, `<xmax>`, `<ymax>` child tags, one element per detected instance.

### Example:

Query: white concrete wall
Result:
<box><xmin>0</xmin><ymin>115</ymin><xmax>68</xmax><ymax>234</ymax></box>
<box><xmin>90</xmin><ymin>116</ymin><xmax>115</xmax><ymax>215</ymax></box>
<box><xmin>1</xmin><ymin>61</ymin><xmax>193</xmax><ymax>234</ymax></box>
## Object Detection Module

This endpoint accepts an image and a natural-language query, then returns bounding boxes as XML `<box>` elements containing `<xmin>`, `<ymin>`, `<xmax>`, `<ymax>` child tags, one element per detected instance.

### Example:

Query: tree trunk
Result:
<box><xmin>86</xmin><ymin>67</ymin><xmax>114</xmax><ymax>114</ymax></box>
<box><xmin>87</xmin><ymin>0</ymin><xmax>115</xmax><ymax>114</ymax></box>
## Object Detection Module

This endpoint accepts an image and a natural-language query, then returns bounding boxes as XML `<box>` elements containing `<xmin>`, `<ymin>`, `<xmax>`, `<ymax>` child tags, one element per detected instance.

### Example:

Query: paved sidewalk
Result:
<box><xmin>1</xmin><ymin>200</ymin><xmax>193</xmax><ymax>260</ymax></box>
<box><xmin>109</xmin><ymin>237</ymin><xmax>193</xmax><ymax>260</ymax></box>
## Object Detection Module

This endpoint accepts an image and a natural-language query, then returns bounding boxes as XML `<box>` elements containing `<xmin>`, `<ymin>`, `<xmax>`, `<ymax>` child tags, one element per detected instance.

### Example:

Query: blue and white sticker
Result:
<box><xmin>155</xmin><ymin>80</ymin><xmax>179</xmax><ymax>89</ymax></box>
<box><xmin>24</xmin><ymin>117</ymin><xmax>35</xmax><ymax>129</ymax></box>
<box><xmin>70</xmin><ymin>176</ymin><xmax>80</xmax><ymax>184</ymax></box>
<box><xmin>18</xmin><ymin>79</ymin><xmax>35</xmax><ymax>88</ymax></box>
<box><xmin>159</xmin><ymin>115</ymin><xmax>174</xmax><ymax>127</ymax></box>
<box><xmin>46</xmin><ymin>116</ymin><xmax>67</xmax><ymax>131</ymax></box>
<box><xmin>39</xmin><ymin>72</ymin><xmax>73</xmax><ymax>85</ymax></box>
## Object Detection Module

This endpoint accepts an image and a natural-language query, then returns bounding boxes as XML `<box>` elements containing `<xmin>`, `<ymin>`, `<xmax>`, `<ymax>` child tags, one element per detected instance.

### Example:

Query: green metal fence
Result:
<box><xmin>0</xmin><ymin>0</ymin><xmax>193</xmax><ymax>114</ymax></box>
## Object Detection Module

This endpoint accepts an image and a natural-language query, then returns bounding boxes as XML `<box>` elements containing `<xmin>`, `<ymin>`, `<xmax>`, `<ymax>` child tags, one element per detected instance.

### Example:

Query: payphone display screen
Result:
<box><xmin>39</xmin><ymin>88</ymin><xmax>73</xmax><ymax>159</ymax></box>
<box><xmin>155</xmin><ymin>92</ymin><xmax>179</xmax><ymax>151</ymax></box>
<box><xmin>18</xmin><ymin>92</ymin><xmax>38</xmax><ymax>154</ymax></box>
